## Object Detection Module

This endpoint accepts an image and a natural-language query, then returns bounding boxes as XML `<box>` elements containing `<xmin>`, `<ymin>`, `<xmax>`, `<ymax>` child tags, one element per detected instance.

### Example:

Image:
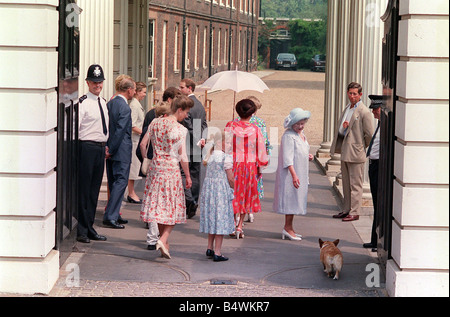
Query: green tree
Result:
<box><xmin>257</xmin><ymin>20</ymin><xmax>275</xmax><ymax>68</ymax></box>
<box><xmin>288</xmin><ymin>19</ymin><xmax>327</xmax><ymax>69</ymax></box>
<box><xmin>261</xmin><ymin>0</ymin><xmax>328</xmax><ymax>19</ymax></box>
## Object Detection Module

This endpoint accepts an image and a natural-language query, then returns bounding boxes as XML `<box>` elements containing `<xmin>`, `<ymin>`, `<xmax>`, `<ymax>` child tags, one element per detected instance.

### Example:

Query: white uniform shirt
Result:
<box><xmin>368</xmin><ymin>122</ymin><xmax>380</xmax><ymax>160</ymax></box>
<box><xmin>78</xmin><ymin>91</ymin><xmax>109</xmax><ymax>142</ymax></box>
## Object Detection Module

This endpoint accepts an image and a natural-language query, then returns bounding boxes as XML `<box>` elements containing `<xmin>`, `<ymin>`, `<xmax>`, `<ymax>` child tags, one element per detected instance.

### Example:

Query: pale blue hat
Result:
<box><xmin>284</xmin><ymin>108</ymin><xmax>311</xmax><ymax>129</ymax></box>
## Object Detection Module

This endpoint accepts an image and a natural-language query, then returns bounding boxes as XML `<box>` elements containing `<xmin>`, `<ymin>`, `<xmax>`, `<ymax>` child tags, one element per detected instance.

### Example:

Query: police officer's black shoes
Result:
<box><xmin>89</xmin><ymin>234</ymin><xmax>107</xmax><ymax>241</ymax></box>
<box><xmin>77</xmin><ymin>236</ymin><xmax>90</xmax><ymax>243</ymax></box>
<box><xmin>363</xmin><ymin>243</ymin><xmax>377</xmax><ymax>252</ymax></box>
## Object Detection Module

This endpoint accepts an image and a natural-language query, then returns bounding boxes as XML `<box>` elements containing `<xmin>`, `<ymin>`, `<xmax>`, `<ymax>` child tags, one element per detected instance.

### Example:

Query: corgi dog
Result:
<box><xmin>319</xmin><ymin>239</ymin><xmax>343</xmax><ymax>280</ymax></box>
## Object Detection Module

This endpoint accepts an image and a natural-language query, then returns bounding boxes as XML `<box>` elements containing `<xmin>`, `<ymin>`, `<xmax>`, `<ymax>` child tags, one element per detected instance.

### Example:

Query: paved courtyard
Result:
<box><xmin>2</xmin><ymin>70</ymin><xmax>386</xmax><ymax>300</ymax></box>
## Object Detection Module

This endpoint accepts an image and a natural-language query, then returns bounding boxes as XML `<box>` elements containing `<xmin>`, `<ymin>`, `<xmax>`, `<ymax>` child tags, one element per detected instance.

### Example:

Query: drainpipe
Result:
<box><xmin>228</xmin><ymin>0</ymin><xmax>233</xmax><ymax>70</ymax></box>
<box><xmin>236</xmin><ymin>0</ymin><xmax>240</xmax><ymax>70</ymax></box>
<box><xmin>181</xmin><ymin>0</ymin><xmax>187</xmax><ymax>79</ymax></box>
<box><xmin>250</xmin><ymin>0</ymin><xmax>254</xmax><ymax>71</ymax></box>
<box><xmin>208</xmin><ymin>0</ymin><xmax>213</xmax><ymax>77</ymax></box>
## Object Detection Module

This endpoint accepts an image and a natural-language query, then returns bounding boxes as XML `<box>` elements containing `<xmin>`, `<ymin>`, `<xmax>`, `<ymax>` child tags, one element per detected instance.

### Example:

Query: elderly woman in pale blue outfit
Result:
<box><xmin>273</xmin><ymin>108</ymin><xmax>313</xmax><ymax>241</ymax></box>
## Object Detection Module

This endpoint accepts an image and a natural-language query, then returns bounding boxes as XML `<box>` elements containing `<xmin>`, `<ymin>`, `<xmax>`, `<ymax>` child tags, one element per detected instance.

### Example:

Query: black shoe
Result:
<box><xmin>76</xmin><ymin>236</ymin><xmax>90</xmax><ymax>243</ymax></box>
<box><xmin>363</xmin><ymin>243</ymin><xmax>377</xmax><ymax>252</ymax></box>
<box><xmin>118</xmin><ymin>216</ymin><xmax>128</xmax><ymax>224</ymax></box>
<box><xmin>213</xmin><ymin>254</ymin><xmax>229</xmax><ymax>262</ymax></box>
<box><xmin>187</xmin><ymin>203</ymin><xmax>198</xmax><ymax>219</ymax></box>
<box><xmin>147</xmin><ymin>244</ymin><xmax>156</xmax><ymax>250</ymax></box>
<box><xmin>103</xmin><ymin>220</ymin><xmax>125</xmax><ymax>229</ymax></box>
<box><xmin>89</xmin><ymin>234</ymin><xmax>107</xmax><ymax>241</ymax></box>
<box><xmin>206</xmin><ymin>249</ymin><xmax>215</xmax><ymax>258</ymax></box>
<box><xmin>127</xmin><ymin>196</ymin><xmax>142</xmax><ymax>204</ymax></box>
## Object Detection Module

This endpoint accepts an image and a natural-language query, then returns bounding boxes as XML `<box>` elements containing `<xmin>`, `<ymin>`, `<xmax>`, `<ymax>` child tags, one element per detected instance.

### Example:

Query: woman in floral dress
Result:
<box><xmin>225</xmin><ymin>99</ymin><xmax>269</xmax><ymax>239</ymax></box>
<box><xmin>140</xmin><ymin>95</ymin><xmax>194</xmax><ymax>259</ymax></box>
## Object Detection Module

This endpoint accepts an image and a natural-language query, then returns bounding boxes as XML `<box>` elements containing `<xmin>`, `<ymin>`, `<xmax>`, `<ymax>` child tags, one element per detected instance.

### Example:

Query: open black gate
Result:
<box><xmin>55</xmin><ymin>0</ymin><xmax>80</xmax><ymax>264</ymax></box>
<box><xmin>377</xmin><ymin>0</ymin><xmax>399</xmax><ymax>269</ymax></box>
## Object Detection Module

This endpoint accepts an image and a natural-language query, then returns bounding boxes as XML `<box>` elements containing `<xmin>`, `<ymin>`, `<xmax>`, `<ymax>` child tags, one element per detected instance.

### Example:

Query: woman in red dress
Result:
<box><xmin>225</xmin><ymin>99</ymin><xmax>269</xmax><ymax>239</ymax></box>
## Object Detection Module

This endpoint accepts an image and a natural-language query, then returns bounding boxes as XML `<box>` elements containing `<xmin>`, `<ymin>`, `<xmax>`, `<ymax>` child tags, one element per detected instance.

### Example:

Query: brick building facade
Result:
<box><xmin>148</xmin><ymin>0</ymin><xmax>260</xmax><ymax>93</ymax></box>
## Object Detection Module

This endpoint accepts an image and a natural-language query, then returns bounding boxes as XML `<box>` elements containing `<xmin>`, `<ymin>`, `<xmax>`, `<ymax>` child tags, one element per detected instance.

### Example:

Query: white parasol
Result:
<box><xmin>199</xmin><ymin>70</ymin><xmax>270</xmax><ymax>119</ymax></box>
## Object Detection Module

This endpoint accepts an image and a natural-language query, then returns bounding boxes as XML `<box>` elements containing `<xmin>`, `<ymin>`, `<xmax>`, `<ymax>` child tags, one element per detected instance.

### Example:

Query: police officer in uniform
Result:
<box><xmin>363</xmin><ymin>94</ymin><xmax>383</xmax><ymax>252</ymax></box>
<box><xmin>77</xmin><ymin>64</ymin><xmax>109</xmax><ymax>243</ymax></box>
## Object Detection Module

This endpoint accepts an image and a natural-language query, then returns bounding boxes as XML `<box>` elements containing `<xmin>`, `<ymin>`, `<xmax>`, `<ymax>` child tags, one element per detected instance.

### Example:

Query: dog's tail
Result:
<box><xmin>330</xmin><ymin>255</ymin><xmax>343</xmax><ymax>280</ymax></box>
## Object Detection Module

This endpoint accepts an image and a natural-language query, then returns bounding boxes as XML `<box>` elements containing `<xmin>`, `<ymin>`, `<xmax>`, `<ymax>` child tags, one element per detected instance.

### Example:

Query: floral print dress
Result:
<box><xmin>225</xmin><ymin>121</ymin><xmax>269</xmax><ymax>215</ymax></box>
<box><xmin>140</xmin><ymin>117</ymin><xmax>187</xmax><ymax>225</ymax></box>
<box><xmin>234</xmin><ymin>115</ymin><xmax>271</xmax><ymax>199</ymax></box>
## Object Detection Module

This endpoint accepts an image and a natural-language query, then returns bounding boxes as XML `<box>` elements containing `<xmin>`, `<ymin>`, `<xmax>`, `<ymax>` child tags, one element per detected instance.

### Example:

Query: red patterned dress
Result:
<box><xmin>225</xmin><ymin>121</ymin><xmax>269</xmax><ymax>215</ymax></box>
<box><xmin>140</xmin><ymin>117</ymin><xmax>187</xmax><ymax>225</ymax></box>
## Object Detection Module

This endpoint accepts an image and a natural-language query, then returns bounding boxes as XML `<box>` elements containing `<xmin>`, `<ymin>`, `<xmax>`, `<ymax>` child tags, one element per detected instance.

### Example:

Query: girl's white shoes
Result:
<box><xmin>282</xmin><ymin>229</ymin><xmax>302</xmax><ymax>241</ymax></box>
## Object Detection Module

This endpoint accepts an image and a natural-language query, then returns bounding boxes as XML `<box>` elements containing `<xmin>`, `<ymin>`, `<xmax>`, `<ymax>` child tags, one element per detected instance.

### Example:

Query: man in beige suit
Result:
<box><xmin>330</xmin><ymin>82</ymin><xmax>374</xmax><ymax>222</ymax></box>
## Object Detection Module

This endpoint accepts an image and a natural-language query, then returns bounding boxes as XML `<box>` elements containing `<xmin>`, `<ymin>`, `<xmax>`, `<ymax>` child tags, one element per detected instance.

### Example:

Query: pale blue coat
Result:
<box><xmin>273</xmin><ymin>129</ymin><xmax>310</xmax><ymax>215</ymax></box>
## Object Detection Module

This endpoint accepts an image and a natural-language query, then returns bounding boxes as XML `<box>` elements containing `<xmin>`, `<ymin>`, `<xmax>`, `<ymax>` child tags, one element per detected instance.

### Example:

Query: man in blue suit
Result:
<box><xmin>179</xmin><ymin>78</ymin><xmax>208</xmax><ymax>219</ymax></box>
<box><xmin>103</xmin><ymin>76</ymin><xmax>136</xmax><ymax>229</ymax></box>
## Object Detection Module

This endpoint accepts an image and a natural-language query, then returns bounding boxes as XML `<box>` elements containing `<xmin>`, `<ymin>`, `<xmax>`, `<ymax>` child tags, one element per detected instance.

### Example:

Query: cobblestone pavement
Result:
<box><xmin>48</xmin><ymin>280</ymin><xmax>385</xmax><ymax>297</ymax></box>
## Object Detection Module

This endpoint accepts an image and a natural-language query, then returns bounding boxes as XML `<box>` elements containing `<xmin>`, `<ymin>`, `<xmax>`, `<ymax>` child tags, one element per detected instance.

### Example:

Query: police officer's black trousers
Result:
<box><xmin>77</xmin><ymin>141</ymin><xmax>105</xmax><ymax>238</ymax></box>
<box><xmin>368</xmin><ymin>159</ymin><xmax>379</xmax><ymax>245</ymax></box>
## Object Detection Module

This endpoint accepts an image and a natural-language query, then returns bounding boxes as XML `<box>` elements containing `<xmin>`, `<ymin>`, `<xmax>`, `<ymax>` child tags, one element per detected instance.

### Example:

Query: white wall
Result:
<box><xmin>386</xmin><ymin>0</ymin><xmax>449</xmax><ymax>297</ymax></box>
<box><xmin>0</xmin><ymin>0</ymin><xmax>60</xmax><ymax>294</ymax></box>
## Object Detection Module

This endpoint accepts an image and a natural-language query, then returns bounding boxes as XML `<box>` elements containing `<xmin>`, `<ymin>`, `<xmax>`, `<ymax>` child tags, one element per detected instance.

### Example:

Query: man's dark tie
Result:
<box><xmin>98</xmin><ymin>97</ymin><xmax>107</xmax><ymax>135</ymax></box>
<box><xmin>367</xmin><ymin>121</ymin><xmax>380</xmax><ymax>157</ymax></box>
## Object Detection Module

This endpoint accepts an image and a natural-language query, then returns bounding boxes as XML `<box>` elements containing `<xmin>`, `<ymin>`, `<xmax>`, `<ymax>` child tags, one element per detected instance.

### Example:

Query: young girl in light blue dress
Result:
<box><xmin>199</xmin><ymin>130</ymin><xmax>235</xmax><ymax>262</ymax></box>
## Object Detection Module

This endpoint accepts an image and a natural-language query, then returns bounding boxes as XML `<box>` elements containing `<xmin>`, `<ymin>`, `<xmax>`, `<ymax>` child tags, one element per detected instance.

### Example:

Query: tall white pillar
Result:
<box><xmin>0</xmin><ymin>0</ymin><xmax>60</xmax><ymax>294</ymax></box>
<box><xmin>317</xmin><ymin>0</ymin><xmax>339</xmax><ymax>159</ymax></box>
<box><xmin>324</xmin><ymin>0</ymin><xmax>351</xmax><ymax>176</ymax></box>
<box><xmin>78</xmin><ymin>0</ymin><xmax>115</xmax><ymax>99</ymax></box>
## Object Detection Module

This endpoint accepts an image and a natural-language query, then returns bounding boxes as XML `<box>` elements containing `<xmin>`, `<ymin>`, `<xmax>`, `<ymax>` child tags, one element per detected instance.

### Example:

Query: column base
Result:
<box><xmin>386</xmin><ymin>259</ymin><xmax>449</xmax><ymax>297</ymax></box>
<box><xmin>316</xmin><ymin>141</ymin><xmax>332</xmax><ymax>158</ymax></box>
<box><xmin>0</xmin><ymin>249</ymin><xmax>59</xmax><ymax>295</ymax></box>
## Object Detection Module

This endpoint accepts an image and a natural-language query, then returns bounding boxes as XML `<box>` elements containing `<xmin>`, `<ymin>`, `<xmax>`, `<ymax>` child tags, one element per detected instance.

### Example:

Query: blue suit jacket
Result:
<box><xmin>107</xmin><ymin>95</ymin><xmax>132</xmax><ymax>163</ymax></box>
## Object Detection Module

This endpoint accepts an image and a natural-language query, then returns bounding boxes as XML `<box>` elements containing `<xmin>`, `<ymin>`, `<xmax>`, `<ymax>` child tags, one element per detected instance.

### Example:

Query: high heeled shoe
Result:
<box><xmin>282</xmin><ymin>229</ymin><xmax>302</xmax><ymax>241</ymax></box>
<box><xmin>236</xmin><ymin>228</ymin><xmax>244</xmax><ymax>240</ymax></box>
<box><xmin>156</xmin><ymin>240</ymin><xmax>171</xmax><ymax>259</ymax></box>
<box><xmin>127</xmin><ymin>196</ymin><xmax>142</xmax><ymax>204</ymax></box>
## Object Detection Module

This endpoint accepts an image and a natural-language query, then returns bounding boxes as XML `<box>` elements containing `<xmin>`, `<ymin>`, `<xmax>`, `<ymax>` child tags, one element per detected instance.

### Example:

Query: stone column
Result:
<box><xmin>78</xmin><ymin>0</ymin><xmax>115</xmax><ymax>99</ymax></box>
<box><xmin>317</xmin><ymin>0</ymin><xmax>340</xmax><ymax>160</ymax></box>
<box><xmin>324</xmin><ymin>0</ymin><xmax>351</xmax><ymax>176</ymax></box>
<box><xmin>0</xmin><ymin>1</ymin><xmax>60</xmax><ymax>294</ymax></box>
<box><xmin>386</xmin><ymin>0</ymin><xmax>449</xmax><ymax>297</ymax></box>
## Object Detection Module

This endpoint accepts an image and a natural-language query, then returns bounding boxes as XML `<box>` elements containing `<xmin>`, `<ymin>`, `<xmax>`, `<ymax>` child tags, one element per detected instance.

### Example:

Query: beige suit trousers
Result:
<box><xmin>341</xmin><ymin>161</ymin><xmax>365</xmax><ymax>216</ymax></box>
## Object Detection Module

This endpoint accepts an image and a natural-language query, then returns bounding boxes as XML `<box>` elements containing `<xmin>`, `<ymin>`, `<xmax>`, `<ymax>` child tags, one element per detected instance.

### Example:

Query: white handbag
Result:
<box><xmin>141</xmin><ymin>137</ymin><xmax>151</xmax><ymax>176</ymax></box>
<box><xmin>141</xmin><ymin>157</ymin><xmax>150</xmax><ymax>176</ymax></box>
